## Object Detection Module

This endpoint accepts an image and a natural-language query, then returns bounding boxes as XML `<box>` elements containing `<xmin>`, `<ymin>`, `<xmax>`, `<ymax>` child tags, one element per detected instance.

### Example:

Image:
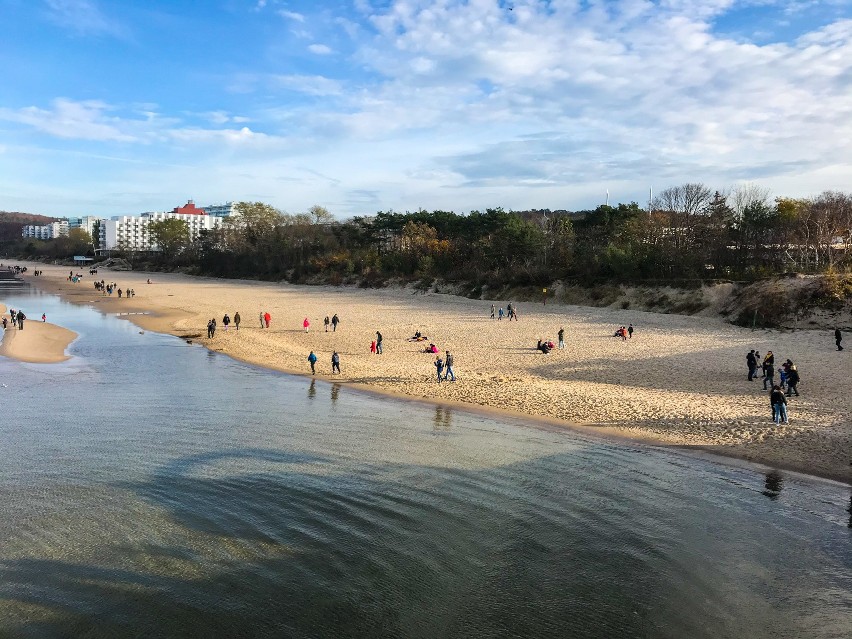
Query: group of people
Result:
<box><xmin>613</xmin><ymin>325</ymin><xmax>634</xmax><ymax>340</ymax></box>
<box><xmin>491</xmin><ymin>303</ymin><xmax>519</xmax><ymax>321</ymax></box>
<box><xmin>434</xmin><ymin>351</ymin><xmax>455</xmax><ymax>382</ymax></box>
<box><xmin>306</xmin><ymin>350</ymin><xmax>341</xmax><ymax>374</ymax></box>
<box><xmin>746</xmin><ymin>349</ymin><xmax>802</xmax><ymax>424</ymax></box>
<box><xmin>323</xmin><ymin>314</ymin><xmax>340</xmax><ymax>332</ymax></box>
<box><xmin>3</xmin><ymin>308</ymin><xmax>26</xmax><ymax>330</ymax></box>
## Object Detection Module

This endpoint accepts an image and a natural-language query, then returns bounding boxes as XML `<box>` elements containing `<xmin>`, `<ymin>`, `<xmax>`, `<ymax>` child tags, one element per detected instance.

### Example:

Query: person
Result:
<box><xmin>770</xmin><ymin>385</ymin><xmax>788</xmax><ymax>424</ymax></box>
<box><xmin>621</xmin><ymin>326</ymin><xmax>627</xmax><ymax>341</ymax></box>
<box><xmin>147</xmin><ymin>278</ymin><xmax>151</xmax><ymax>284</ymax></box>
<box><xmin>836</xmin><ymin>328</ymin><xmax>844</xmax><ymax>351</ymax></box>
<box><xmin>234</xmin><ymin>312</ymin><xmax>241</xmax><ymax>330</ymax></box>
<box><xmin>331</xmin><ymin>351</ymin><xmax>340</xmax><ymax>374</ymax></box>
<box><xmin>331</xmin><ymin>314</ymin><xmax>339</xmax><ymax>332</ymax></box>
<box><xmin>754</xmin><ymin>351</ymin><xmax>762</xmax><ymax>377</ymax></box>
<box><xmin>16</xmin><ymin>310</ymin><xmax>25</xmax><ymax>330</ymax></box>
<box><xmin>434</xmin><ymin>355</ymin><xmax>444</xmax><ymax>383</ymax></box>
<box><xmin>223</xmin><ymin>314</ymin><xmax>231</xmax><ymax>331</ymax></box>
<box><xmin>444</xmin><ymin>351</ymin><xmax>455</xmax><ymax>381</ymax></box>
<box><xmin>259</xmin><ymin>312</ymin><xmax>265</xmax><ymax>328</ymax></box>
<box><xmin>424</xmin><ymin>343</ymin><xmax>438</xmax><ymax>354</ymax></box>
<box><xmin>628</xmin><ymin>324</ymin><xmax>634</xmax><ymax>338</ymax></box>
<box><xmin>264</xmin><ymin>312</ymin><xmax>271</xmax><ymax>329</ymax></box>
<box><xmin>537</xmin><ymin>339</ymin><xmax>551</xmax><ymax>354</ymax></box>
<box><xmin>498</xmin><ymin>307</ymin><xmax>504</xmax><ymax>321</ymax></box>
<box><xmin>558</xmin><ymin>327</ymin><xmax>565</xmax><ymax>349</ymax></box>
<box><xmin>307</xmin><ymin>351</ymin><xmax>318</xmax><ymax>374</ymax></box>
<box><xmin>376</xmin><ymin>331</ymin><xmax>383</xmax><ymax>354</ymax></box>
<box><xmin>1</xmin><ymin>317</ymin><xmax>6</xmax><ymax>329</ymax></box>
<box><xmin>324</xmin><ymin>316</ymin><xmax>330</xmax><ymax>332</ymax></box>
<box><xmin>370</xmin><ymin>340</ymin><xmax>377</xmax><ymax>354</ymax></box>
<box><xmin>303</xmin><ymin>317</ymin><xmax>310</xmax><ymax>333</ymax></box>
<box><xmin>207</xmin><ymin>318</ymin><xmax>216</xmax><ymax>338</ymax></box>
<box><xmin>778</xmin><ymin>365</ymin><xmax>788</xmax><ymax>390</ymax></box>
<box><xmin>118</xmin><ymin>288</ymin><xmax>123</xmax><ymax>298</ymax></box>
<box><xmin>490</xmin><ymin>304</ymin><xmax>495</xmax><ymax>319</ymax></box>
<box><xmin>41</xmin><ymin>313</ymin><xmax>46</xmax><ymax>322</ymax></box>
<box><xmin>786</xmin><ymin>363</ymin><xmax>800</xmax><ymax>397</ymax></box>
<box><xmin>762</xmin><ymin>351</ymin><xmax>775</xmax><ymax>390</ymax></box>
<box><xmin>746</xmin><ymin>350</ymin><xmax>757</xmax><ymax>381</ymax></box>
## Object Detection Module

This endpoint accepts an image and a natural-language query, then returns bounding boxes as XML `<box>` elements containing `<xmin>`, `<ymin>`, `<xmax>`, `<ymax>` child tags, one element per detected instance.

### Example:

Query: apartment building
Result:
<box><xmin>99</xmin><ymin>210</ymin><xmax>221</xmax><ymax>251</ymax></box>
<box><xmin>201</xmin><ymin>202</ymin><xmax>238</xmax><ymax>218</ymax></box>
<box><xmin>21</xmin><ymin>220</ymin><xmax>69</xmax><ymax>240</ymax></box>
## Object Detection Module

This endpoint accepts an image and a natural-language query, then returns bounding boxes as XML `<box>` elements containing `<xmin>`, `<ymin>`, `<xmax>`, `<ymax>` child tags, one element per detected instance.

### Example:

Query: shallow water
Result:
<box><xmin>1</xmin><ymin>289</ymin><xmax>850</xmax><ymax>638</ymax></box>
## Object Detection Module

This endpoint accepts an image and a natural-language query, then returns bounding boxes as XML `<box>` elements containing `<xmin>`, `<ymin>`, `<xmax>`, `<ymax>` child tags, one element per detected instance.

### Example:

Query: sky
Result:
<box><xmin>0</xmin><ymin>0</ymin><xmax>850</xmax><ymax>219</ymax></box>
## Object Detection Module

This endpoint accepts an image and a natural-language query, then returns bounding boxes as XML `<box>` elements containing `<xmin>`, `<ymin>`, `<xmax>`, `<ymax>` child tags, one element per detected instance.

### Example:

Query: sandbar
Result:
<box><xmin>0</xmin><ymin>319</ymin><xmax>77</xmax><ymax>363</ymax></box>
<box><xmin>19</xmin><ymin>262</ymin><xmax>852</xmax><ymax>483</ymax></box>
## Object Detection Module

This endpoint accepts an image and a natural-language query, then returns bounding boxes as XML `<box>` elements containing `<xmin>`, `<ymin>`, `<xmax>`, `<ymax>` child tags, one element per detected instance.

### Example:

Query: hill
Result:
<box><xmin>0</xmin><ymin>211</ymin><xmax>58</xmax><ymax>241</ymax></box>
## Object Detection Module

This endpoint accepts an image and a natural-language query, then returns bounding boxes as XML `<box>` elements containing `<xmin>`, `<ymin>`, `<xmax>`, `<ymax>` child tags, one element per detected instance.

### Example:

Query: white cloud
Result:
<box><xmin>44</xmin><ymin>0</ymin><xmax>125</xmax><ymax>37</ymax></box>
<box><xmin>271</xmin><ymin>74</ymin><xmax>342</xmax><ymax>96</ymax></box>
<box><xmin>0</xmin><ymin>99</ymin><xmax>139</xmax><ymax>142</ymax></box>
<box><xmin>278</xmin><ymin>9</ymin><xmax>305</xmax><ymax>22</ymax></box>
<box><xmin>307</xmin><ymin>43</ymin><xmax>333</xmax><ymax>55</ymax></box>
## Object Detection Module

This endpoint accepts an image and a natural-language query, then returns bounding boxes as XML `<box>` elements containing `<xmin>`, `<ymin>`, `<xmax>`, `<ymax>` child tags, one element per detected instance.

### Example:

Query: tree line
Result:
<box><xmin>5</xmin><ymin>185</ymin><xmax>851</xmax><ymax>287</ymax></box>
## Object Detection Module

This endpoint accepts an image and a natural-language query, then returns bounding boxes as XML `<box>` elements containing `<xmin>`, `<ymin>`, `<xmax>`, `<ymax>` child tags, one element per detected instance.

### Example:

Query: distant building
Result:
<box><xmin>99</xmin><ymin>210</ymin><xmax>221</xmax><ymax>251</ymax></box>
<box><xmin>21</xmin><ymin>220</ymin><xmax>69</xmax><ymax>240</ymax></box>
<box><xmin>171</xmin><ymin>200</ymin><xmax>206</xmax><ymax>216</ymax></box>
<box><xmin>68</xmin><ymin>216</ymin><xmax>102</xmax><ymax>238</ymax></box>
<box><xmin>201</xmin><ymin>202</ymin><xmax>238</xmax><ymax>218</ymax></box>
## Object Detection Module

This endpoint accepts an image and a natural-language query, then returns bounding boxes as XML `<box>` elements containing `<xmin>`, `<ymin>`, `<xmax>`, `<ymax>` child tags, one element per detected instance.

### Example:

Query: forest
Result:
<box><xmin>4</xmin><ymin>184</ymin><xmax>852</xmax><ymax>292</ymax></box>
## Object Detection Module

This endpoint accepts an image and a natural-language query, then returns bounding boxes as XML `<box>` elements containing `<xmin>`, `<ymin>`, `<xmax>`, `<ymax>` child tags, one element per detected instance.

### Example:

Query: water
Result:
<box><xmin>1</xmin><ymin>289</ymin><xmax>850</xmax><ymax>638</ymax></box>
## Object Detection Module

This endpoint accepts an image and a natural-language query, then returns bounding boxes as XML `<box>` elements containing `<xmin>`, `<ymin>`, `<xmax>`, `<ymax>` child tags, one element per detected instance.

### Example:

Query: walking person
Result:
<box><xmin>16</xmin><ymin>310</ymin><xmax>25</xmax><ymax>330</ymax></box>
<box><xmin>307</xmin><ymin>351</ymin><xmax>317</xmax><ymax>374</ymax></box>
<box><xmin>207</xmin><ymin>318</ymin><xmax>216</xmax><ymax>338</ymax></box>
<box><xmin>490</xmin><ymin>304</ymin><xmax>495</xmax><ymax>319</ymax></box>
<box><xmin>770</xmin><ymin>385</ymin><xmax>788</xmax><ymax>424</ymax></box>
<box><xmin>370</xmin><ymin>340</ymin><xmax>377</xmax><ymax>354</ymax></box>
<box><xmin>746</xmin><ymin>350</ymin><xmax>758</xmax><ymax>381</ymax></box>
<box><xmin>434</xmin><ymin>355</ymin><xmax>444</xmax><ymax>383</ymax></box>
<box><xmin>324</xmin><ymin>316</ymin><xmax>330</xmax><ymax>332</ymax></box>
<box><xmin>835</xmin><ymin>328</ymin><xmax>843</xmax><ymax>351</ymax></box>
<box><xmin>331</xmin><ymin>314</ymin><xmax>339</xmax><ymax>332</ymax></box>
<box><xmin>41</xmin><ymin>313</ymin><xmax>46</xmax><ymax>323</ymax></box>
<box><xmin>376</xmin><ymin>331</ymin><xmax>383</xmax><ymax>354</ymax></box>
<box><xmin>444</xmin><ymin>351</ymin><xmax>455</xmax><ymax>381</ymax></box>
<box><xmin>762</xmin><ymin>351</ymin><xmax>775</xmax><ymax>390</ymax></box>
<box><xmin>628</xmin><ymin>324</ymin><xmax>634</xmax><ymax>338</ymax></box>
<box><xmin>223</xmin><ymin>314</ymin><xmax>231</xmax><ymax>331</ymax></box>
<box><xmin>558</xmin><ymin>327</ymin><xmax>565</xmax><ymax>349</ymax></box>
<box><xmin>259</xmin><ymin>312</ymin><xmax>265</xmax><ymax>328</ymax></box>
<box><xmin>234</xmin><ymin>312</ymin><xmax>241</xmax><ymax>330</ymax></box>
<box><xmin>303</xmin><ymin>317</ymin><xmax>310</xmax><ymax>333</ymax></box>
<box><xmin>264</xmin><ymin>312</ymin><xmax>271</xmax><ymax>329</ymax></box>
<box><xmin>498</xmin><ymin>307</ymin><xmax>504</xmax><ymax>321</ymax></box>
<box><xmin>331</xmin><ymin>351</ymin><xmax>340</xmax><ymax>374</ymax></box>
<box><xmin>785</xmin><ymin>363</ymin><xmax>800</xmax><ymax>397</ymax></box>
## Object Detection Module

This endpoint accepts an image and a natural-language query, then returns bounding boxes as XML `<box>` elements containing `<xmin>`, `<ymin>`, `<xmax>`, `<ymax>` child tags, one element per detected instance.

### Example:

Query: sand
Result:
<box><xmin>16</xmin><ymin>263</ymin><xmax>852</xmax><ymax>484</ymax></box>
<box><xmin>0</xmin><ymin>313</ymin><xmax>77</xmax><ymax>363</ymax></box>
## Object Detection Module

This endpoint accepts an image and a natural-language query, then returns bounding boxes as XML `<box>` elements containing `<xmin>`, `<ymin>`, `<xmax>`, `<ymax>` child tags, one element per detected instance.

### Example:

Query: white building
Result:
<box><xmin>201</xmin><ymin>202</ymin><xmax>238</xmax><ymax>218</ymax></box>
<box><xmin>21</xmin><ymin>221</ymin><xmax>69</xmax><ymax>240</ymax></box>
<box><xmin>99</xmin><ymin>211</ymin><xmax>221</xmax><ymax>251</ymax></box>
<box><xmin>68</xmin><ymin>216</ymin><xmax>102</xmax><ymax>238</ymax></box>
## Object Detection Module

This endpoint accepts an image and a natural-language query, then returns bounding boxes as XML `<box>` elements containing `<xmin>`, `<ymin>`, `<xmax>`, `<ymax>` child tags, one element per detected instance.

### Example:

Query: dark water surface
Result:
<box><xmin>1</xmin><ymin>289</ymin><xmax>850</xmax><ymax>638</ymax></box>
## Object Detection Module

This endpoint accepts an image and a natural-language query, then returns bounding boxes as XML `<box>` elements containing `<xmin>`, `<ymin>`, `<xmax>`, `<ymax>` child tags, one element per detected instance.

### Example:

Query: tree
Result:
<box><xmin>309</xmin><ymin>205</ymin><xmax>335</xmax><ymax>225</ymax></box>
<box><xmin>148</xmin><ymin>218</ymin><xmax>190</xmax><ymax>258</ymax></box>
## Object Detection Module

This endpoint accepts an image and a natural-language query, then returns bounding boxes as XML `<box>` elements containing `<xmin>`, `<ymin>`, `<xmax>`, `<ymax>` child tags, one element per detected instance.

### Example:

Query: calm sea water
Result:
<box><xmin>1</xmin><ymin>288</ymin><xmax>850</xmax><ymax>638</ymax></box>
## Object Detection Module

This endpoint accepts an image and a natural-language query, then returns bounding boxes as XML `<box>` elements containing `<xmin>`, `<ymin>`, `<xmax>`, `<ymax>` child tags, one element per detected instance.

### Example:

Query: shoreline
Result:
<box><xmin>0</xmin><ymin>319</ymin><xmax>77</xmax><ymax>363</ymax></box>
<box><xmin>16</xmin><ymin>261</ymin><xmax>852</xmax><ymax>485</ymax></box>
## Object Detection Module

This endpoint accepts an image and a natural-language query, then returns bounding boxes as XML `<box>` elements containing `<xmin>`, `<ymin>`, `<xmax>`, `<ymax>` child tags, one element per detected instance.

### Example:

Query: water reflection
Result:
<box><xmin>762</xmin><ymin>471</ymin><xmax>784</xmax><ymax>501</ymax></box>
<box><xmin>308</xmin><ymin>379</ymin><xmax>316</xmax><ymax>400</ymax></box>
<box><xmin>433</xmin><ymin>405</ymin><xmax>452</xmax><ymax>432</ymax></box>
<box><xmin>330</xmin><ymin>383</ymin><xmax>340</xmax><ymax>403</ymax></box>
<box><xmin>847</xmin><ymin>494</ymin><xmax>852</xmax><ymax>529</ymax></box>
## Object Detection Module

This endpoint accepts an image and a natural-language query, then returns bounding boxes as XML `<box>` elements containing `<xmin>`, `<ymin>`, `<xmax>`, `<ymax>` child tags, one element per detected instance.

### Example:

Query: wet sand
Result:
<box><xmin>0</xmin><ymin>309</ymin><xmax>77</xmax><ymax>363</ymax></box>
<box><xmin>19</xmin><ymin>263</ymin><xmax>852</xmax><ymax>483</ymax></box>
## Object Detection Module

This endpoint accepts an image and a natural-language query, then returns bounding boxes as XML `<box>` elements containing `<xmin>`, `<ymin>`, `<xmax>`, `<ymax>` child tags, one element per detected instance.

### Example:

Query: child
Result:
<box><xmin>778</xmin><ymin>366</ymin><xmax>787</xmax><ymax>390</ymax></box>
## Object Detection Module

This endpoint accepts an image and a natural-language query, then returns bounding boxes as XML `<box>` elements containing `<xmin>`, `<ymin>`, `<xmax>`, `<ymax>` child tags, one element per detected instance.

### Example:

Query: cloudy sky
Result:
<box><xmin>0</xmin><ymin>0</ymin><xmax>850</xmax><ymax>218</ymax></box>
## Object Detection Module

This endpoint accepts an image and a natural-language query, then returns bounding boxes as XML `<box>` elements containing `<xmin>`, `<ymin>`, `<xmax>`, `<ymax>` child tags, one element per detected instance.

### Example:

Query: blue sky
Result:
<box><xmin>1</xmin><ymin>0</ymin><xmax>850</xmax><ymax>218</ymax></box>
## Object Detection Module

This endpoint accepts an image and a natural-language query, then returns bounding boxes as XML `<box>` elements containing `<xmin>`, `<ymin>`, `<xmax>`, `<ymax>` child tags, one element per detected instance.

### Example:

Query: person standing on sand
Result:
<box><xmin>331</xmin><ymin>314</ymin><xmax>339</xmax><ymax>332</ymax></box>
<box><xmin>41</xmin><ymin>313</ymin><xmax>46</xmax><ymax>322</ymax></box>
<box><xmin>558</xmin><ymin>327</ymin><xmax>565</xmax><ymax>349</ymax></box>
<box><xmin>264</xmin><ymin>312</ymin><xmax>271</xmax><ymax>329</ymax></box>
<box><xmin>376</xmin><ymin>331</ymin><xmax>383</xmax><ymax>354</ymax></box>
<box><xmin>1</xmin><ymin>318</ymin><xmax>6</xmax><ymax>329</ymax></box>
<box><xmin>434</xmin><ymin>355</ymin><xmax>444</xmax><ymax>383</ymax></box>
<box><xmin>207</xmin><ymin>319</ymin><xmax>215</xmax><ymax>338</ymax></box>
<box><xmin>234</xmin><ymin>312</ymin><xmax>241</xmax><ymax>330</ymax></box>
<box><xmin>770</xmin><ymin>385</ymin><xmax>788</xmax><ymax>424</ymax></box>
<box><xmin>490</xmin><ymin>304</ymin><xmax>495</xmax><ymax>319</ymax></box>
<box><xmin>444</xmin><ymin>351</ymin><xmax>455</xmax><ymax>381</ymax></box>
<box><xmin>324</xmin><ymin>316</ymin><xmax>330</xmax><ymax>332</ymax></box>
<box><xmin>747</xmin><ymin>350</ymin><xmax>758</xmax><ymax>381</ymax></box>
<box><xmin>303</xmin><ymin>317</ymin><xmax>310</xmax><ymax>333</ymax></box>
<box><xmin>223</xmin><ymin>314</ymin><xmax>231</xmax><ymax>331</ymax></box>
<box><xmin>16</xmin><ymin>310</ymin><xmax>25</xmax><ymax>330</ymax></box>
<box><xmin>628</xmin><ymin>324</ymin><xmax>634</xmax><ymax>338</ymax></box>
<box><xmin>786</xmin><ymin>363</ymin><xmax>800</xmax><ymax>397</ymax></box>
<box><xmin>498</xmin><ymin>307</ymin><xmax>504</xmax><ymax>321</ymax></box>
<box><xmin>259</xmin><ymin>312</ymin><xmax>265</xmax><ymax>328</ymax></box>
<box><xmin>370</xmin><ymin>340</ymin><xmax>377</xmax><ymax>354</ymax></box>
<box><xmin>331</xmin><ymin>351</ymin><xmax>340</xmax><ymax>374</ymax></box>
<box><xmin>754</xmin><ymin>351</ymin><xmax>763</xmax><ymax>377</ymax></box>
<box><xmin>308</xmin><ymin>351</ymin><xmax>317</xmax><ymax>374</ymax></box>
<box><xmin>836</xmin><ymin>328</ymin><xmax>843</xmax><ymax>351</ymax></box>
<box><xmin>762</xmin><ymin>351</ymin><xmax>775</xmax><ymax>390</ymax></box>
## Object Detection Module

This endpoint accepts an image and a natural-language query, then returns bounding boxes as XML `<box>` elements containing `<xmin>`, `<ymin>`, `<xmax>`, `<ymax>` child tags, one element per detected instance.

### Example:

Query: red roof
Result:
<box><xmin>172</xmin><ymin>200</ymin><xmax>206</xmax><ymax>215</ymax></box>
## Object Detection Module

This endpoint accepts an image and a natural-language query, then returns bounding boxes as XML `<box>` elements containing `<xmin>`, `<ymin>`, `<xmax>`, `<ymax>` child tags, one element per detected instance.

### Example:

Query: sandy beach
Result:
<box><xmin>16</xmin><ymin>263</ymin><xmax>852</xmax><ymax>483</ymax></box>
<box><xmin>0</xmin><ymin>301</ymin><xmax>77</xmax><ymax>363</ymax></box>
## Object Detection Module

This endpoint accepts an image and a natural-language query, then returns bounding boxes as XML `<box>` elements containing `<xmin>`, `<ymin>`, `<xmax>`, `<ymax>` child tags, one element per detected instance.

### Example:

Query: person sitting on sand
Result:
<box><xmin>424</xmin><ymin>343</ymin><xmax>439</xmax><ymax>354</ymax></box>
<box><xmin>537</xmin><ymin>339</ymin><xmax>551</xmax><ymax>354</ymax></box>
